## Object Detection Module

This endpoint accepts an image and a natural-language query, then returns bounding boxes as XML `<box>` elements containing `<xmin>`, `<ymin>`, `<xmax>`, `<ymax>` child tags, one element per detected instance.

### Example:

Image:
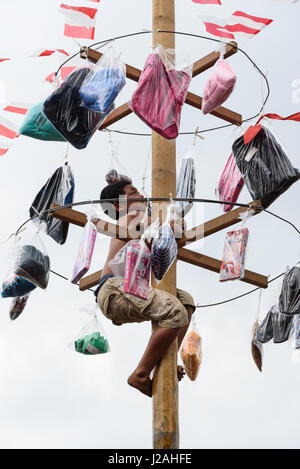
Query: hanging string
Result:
<box><xmin>256</xmin><ymin>289</ymin><xmax>262</xmax><ymax>321</ymax></box>
<box><xmin>141</xmin><ymin>141</ymin><xmax>152</xmax><ymax>197</ymax></box>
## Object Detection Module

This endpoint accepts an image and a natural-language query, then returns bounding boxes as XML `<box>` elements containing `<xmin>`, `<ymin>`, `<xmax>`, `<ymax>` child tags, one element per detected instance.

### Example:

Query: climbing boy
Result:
<box><xmin>95</xmin><ymin>180</ymin><xmax>195</xmax><ymax>397</ymax></box>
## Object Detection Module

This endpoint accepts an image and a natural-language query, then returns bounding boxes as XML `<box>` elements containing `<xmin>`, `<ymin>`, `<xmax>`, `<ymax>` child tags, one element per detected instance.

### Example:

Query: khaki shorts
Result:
<box><xmin>97</xmin><ymin>277</ymin><xmax>195</xmax><ymax>329</ymax></box>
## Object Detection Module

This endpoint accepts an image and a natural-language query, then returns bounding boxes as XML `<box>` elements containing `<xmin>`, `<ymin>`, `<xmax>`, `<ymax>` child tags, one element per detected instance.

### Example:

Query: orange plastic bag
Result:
<box><xmin>180</xmin><ymin>318</ymin><xmax>202</xmax><ymax>381</ymax></box>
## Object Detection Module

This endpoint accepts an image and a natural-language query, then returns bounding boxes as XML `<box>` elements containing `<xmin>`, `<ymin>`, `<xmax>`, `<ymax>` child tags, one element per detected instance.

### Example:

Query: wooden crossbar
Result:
<box><xmin>81</xmin><ymin>41</ymin><xmax>238</xmax><ymax>80</ymax></box>
<box><xmin>81</xmin><ymin>41</ymin><xmax>242</xmax><ymax>129</ymax></box>
<box><xmin>78</xmin><ymin>244</ymin><xmax>268</xmax><ymax>290</ymax></box>
<box><xmin>177</xmin><ymin>248</ymin><xmax>268</xmax><ymax>289</ymax></box>
<box><xmin>50</xmin><ymin>203</ymin><xmax>267</xmax><ymax>290</ymax></box>
<box><xmin>178</xmin><ymin>201</ymin><xmax>262</xmax><ymax>249</ymax></box>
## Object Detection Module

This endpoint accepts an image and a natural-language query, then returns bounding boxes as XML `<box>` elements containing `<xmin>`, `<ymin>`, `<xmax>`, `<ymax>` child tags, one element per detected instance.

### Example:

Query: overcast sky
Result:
<box><xmin>0</xmin><ymin>0</ymin><xmax>299</xmax><ymax>449</ymax></box>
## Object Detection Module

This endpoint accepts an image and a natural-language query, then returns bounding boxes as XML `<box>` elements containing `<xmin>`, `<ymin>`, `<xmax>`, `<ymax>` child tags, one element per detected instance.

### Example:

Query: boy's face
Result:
<box><xmin>114</xmin><ymin>184</ymin><xmax>146</xmax><ymax>216</ymax></box>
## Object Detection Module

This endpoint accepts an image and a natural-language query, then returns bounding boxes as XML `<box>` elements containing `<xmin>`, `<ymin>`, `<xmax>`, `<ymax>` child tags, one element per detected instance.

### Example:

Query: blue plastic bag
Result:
<box><xmin>80</xmin><ymin>47</ymin><xmax>126</xmax><ymax>113</ymax></box>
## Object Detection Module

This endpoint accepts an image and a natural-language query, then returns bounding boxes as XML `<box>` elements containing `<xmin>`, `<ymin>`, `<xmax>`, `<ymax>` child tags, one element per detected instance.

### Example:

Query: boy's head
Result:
<box><xmin>100</xmin><ymin>181</ymin><xmax>145</xmax><ymax>220</ymax></box>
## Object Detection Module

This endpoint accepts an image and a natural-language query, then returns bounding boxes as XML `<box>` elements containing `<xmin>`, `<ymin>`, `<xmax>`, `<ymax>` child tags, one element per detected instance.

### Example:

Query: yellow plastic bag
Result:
<box><xmin>180</xmin><ymin>317</ymin><xmax>202</xmax><ymax>381</ymax></box>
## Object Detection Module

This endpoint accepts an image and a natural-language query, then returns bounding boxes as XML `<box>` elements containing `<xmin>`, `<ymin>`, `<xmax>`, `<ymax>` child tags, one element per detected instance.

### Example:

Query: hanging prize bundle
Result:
<box><xmin>256</xmin><ymin>267</ymin><xmax>300</xmax><ymax>345</ymax></box>
<box><xmin>202</xmin><ymin>50</ymin><xmax>237</xmax><ymax>115</ymax></box>
<box><xmin>19</xmin><ymin>102</ymin><xmax>66</xmax><ymax>142</ymax></box>
<box><xmin>251</xmin><ymin>321</ymin><xmax>263</xmax><ymax>372</ymax></box>
<box><xmin>123</xmin><ymin>240</ymin><xmax>151</xmax><ymax>300</ymax></box>
<box><xmin>9</xmin><ymin>295</ymin><xmax>29</xmax><ymax>321</ymax></box>
<box><xmin>216</xmin><ymin>152</ymin><xmax>244</xmax><ymax>213</ymax></box>
<box><xmin>131</xmin><ymin>45</ymin><xmax>192</xmax><ymax>140</ymax></box>
<box><xmin>176</xmin><ymin>146</ymin><xmax>196</xmax><ymax>217</ymax></box>
<box><xmin>74</xmin><ymin>305</ymin><xmax>110</xmax><ymax>355</ymax></box>
<box><xmin>71</xmin><ymin>215</ymin><xmax>97</xmax><ymax>284</ymax></box>
<box><xmin>1</xmin><ymin>272</ymin><xmax>36</xmax><ymax>298</ymax></box>
<box><xmin>219</xmin><ymin>211</ymin><xmax>251</xmax><ymax>282</ymax></box>
<box><xmin>43</xmin><ymin>64</ymin><xmax>114</xmax><ymax>149</ymax></box>
<box><xmin>151</xmin><ymin>205</ymin><xmax>178</xmax><ymax>282</ymax></box>
<box><xmin>180</xmin><ymin>317</ymin><xmax>202</xmax><ymax>381</ymax></box>
<box><xmin>233</xmin><ymin>116</ymin><xmax>300</xmax><ymax>208</ymax></box>
<box><xmin>80</xmin><ymin>46</ymin><xmax>126</xmax><ymax>113</ymax></box>
<box><xmin>14</xmin><ymin>237</ymin><xmax>50</xmax><ymax>290</ymax></box>
<box><xmin>30</xmin><ymin>163</ymin><xmax>75</xmax><ymax>245</ymax></box>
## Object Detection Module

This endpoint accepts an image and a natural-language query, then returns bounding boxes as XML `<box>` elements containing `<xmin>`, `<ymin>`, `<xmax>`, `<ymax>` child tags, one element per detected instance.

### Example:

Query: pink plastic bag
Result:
<box><xmin>123</xmin><ymin>240</ymin><xmax>151</xmax><ymax>300</ymax></box>
<box><xmin>202</xmin><ymin>59</ymin><xmax>236</xmax><ymax>115</ymax></box>
<box><xmin>71</xmin><ymin>221</ymin><xmax>97</xmax><ymax>284</ymax></box>
<box><xmin>216</xmin><ymin>152</ymin><xmax>244</xmax><ymax>212</ymax></box>
<box><xmin>131</xmin><ymin>46</ymin><xmax>192</xmax><ymax>140</ymax></box>
<box><xmin>219</xmin><ymin>228</ymin><xmax>249</xmax><ymax>282</ymax></box>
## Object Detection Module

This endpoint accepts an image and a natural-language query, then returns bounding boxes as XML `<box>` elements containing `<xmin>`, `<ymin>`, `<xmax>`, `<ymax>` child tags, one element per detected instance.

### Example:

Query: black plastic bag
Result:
<box><xmin>30</xmin><ymin>163</ymin><xmax>74</xmax><ymax>245</ymax></box>
<box><xmin>14</xmin><ymin>244</ymin><xmax>50</xmax><ymax>290</ymax></box>
<box><xmin>43</xmin><ymin>67</ymin><xmax>114</xmax><ymax>149</ymax></box>
<box><xmin>256</xmin><ymin>305</ymin><xmax>294</xmax><ymax>344</ymax></box>
<box><xmin>256</xmin><ymin>306</ymin><xmax>275</xmax><ymax>344</ymax></box>
<box><xmin>232</xmin><ymin>126</ymin><xmax>300</xmax><ymax>208</ymax></box>
<box><xmin>278</xmin><ymin>266</ymin><xmax>300</xmax><ymax>315</ymax></box>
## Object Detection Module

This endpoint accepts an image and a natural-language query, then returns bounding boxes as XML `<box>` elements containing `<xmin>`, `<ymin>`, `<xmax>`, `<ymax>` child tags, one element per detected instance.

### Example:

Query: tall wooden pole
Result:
<box><xmin>152</xmin><ymin>0</ymin><xmax>179</xmax><ymax>450</ymax></box>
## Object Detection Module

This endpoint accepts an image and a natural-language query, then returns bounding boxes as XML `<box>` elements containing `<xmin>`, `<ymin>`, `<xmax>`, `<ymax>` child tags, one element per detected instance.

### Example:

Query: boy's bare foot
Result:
<box><xmin>127</xmin><ymin>371</ymin><xmax>152</xmax><ymax>397</ymax></box>
<box><xmin>178</xmin><ymin>365</ymin><xmax>185</xmax><ymax>382</ymax></box>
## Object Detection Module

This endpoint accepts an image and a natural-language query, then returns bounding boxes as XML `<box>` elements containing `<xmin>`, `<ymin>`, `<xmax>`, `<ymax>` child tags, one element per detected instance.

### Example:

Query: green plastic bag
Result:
<box><xmin>74</xmin><ymin>305</ymin><xmax>110</xmax><ymax>356</ymax></box>
<box><xmin>75</xmin><ymin>331</ymin><xmax>109</xmax><ymax>355</ymax></box>
<box><xmin>19</xmin><ymin>102</ymin><xmax>66</xmax><ymax>142</ymax></box>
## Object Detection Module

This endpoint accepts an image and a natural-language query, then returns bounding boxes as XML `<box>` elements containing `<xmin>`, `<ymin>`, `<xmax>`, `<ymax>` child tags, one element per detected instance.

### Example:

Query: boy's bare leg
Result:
<box><xmin>127</xmin><ymin>326</ymin><xmax>180</xmax><ymax>397</ymax></box>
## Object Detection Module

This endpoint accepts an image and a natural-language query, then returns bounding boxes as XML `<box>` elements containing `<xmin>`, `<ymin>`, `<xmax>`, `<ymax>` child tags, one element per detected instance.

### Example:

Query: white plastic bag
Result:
<box><xmin>176</xmin><ymin>146</ymin><xmax>196</xmax><ymax>217</ymax></box>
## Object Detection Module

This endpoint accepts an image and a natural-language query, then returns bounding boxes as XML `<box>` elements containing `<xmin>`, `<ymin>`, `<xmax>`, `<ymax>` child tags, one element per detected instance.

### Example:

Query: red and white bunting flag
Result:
<box><xmin>200</xmin><ymin>16</ymin><xmax>235</xmax><ymax>39</ymax></box>
<box><xmin>0</xmin><ymin>116</ymin><xmax>19</xmax><ymax>140</ymax></box>
<box><xmin>0</xmin><ymin>142</ymin><xmax>13</xmax><ymax>156</ymax></box>
<box><xmin>45</xmin><ymin>66</ymin><xmax>76</xmax><ymax>84</ymax></box>
<box><xmin>0</xmin><ymin>59</ymin><xmax>10</xmax><ymax>63</ymax></box>
<box><xmin>226</xmin><ymin>11</ymin><xmax>273</xmax><ymax>38</ymax></box>
<box><xmin>193</xmin><ymin>0</ymin><xmax>222</xmax><ymax>4</ymax></box>
<box><xmin>87</xmin><ymin>0</ymin><xmax>100</xmax><ymax>2</ymax></box>
<box><xmin>59</xmin><ymin>4</ymin><xmax>98</xmax><ymax>39</ymax></box>
<box><xmin>30</xmin><ymin>49</ymin><xmax>69</xmax><ymax>57</ymax></box>
<box><xmin>3</xmin><ymin>102</ymin><xmax>31</xmax><ymax>115</ymax></box>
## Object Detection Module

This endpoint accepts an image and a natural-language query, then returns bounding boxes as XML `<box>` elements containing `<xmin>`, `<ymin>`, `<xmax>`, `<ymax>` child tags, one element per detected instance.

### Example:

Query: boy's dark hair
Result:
<box><xmin>100</xmin><ymin>181</ymin><xmax>130</xmax><ymax>220</ymax></box>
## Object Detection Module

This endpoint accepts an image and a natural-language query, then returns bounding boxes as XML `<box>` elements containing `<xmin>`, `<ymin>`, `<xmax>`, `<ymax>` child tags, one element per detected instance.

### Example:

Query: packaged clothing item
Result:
<box><xmin>75</xmin><ymin>331</ymin><xmax>109</xmax><ymax>355</ymax></box>
<box><xmin>14</xmin><ymin>244</ymin><xmax>50</xmax><ymax>289</ymax></box>
<box><xmin>30</xmin><ymin>163</ymin><xmax>75</xmax><ymax>245</ymax></box>
<box><xmin>105</xmin><ymin>169</ymin><xmax>132</xmax><ymax>185</ymax></box>
<box><xmin>278</xmin><ymin>266</ymin><xmax>300</xmax><ymax>315</ymax></box>
<box><xmin>294</xmin><ymin>315</ymin><xmax>300</xmax><ymax>349</ymax></box>
<box><xmin>219</xmin><ymin>228</ymin><xmax>249</xmax><ymax>282</ymax></box>
<box><xmin>123</xmin><ymin>240</ymin><xmax>151</xmax><ymax>300</ymax></box>
<box><xmin>151</xmin><ymin>222</ymin><xmax>178</xmax><ymax>282</ymax></box>
<box><xmin>9</xmin><ymin>295</ymin><xmax>29</xmax><ymax>321</ymax></box>
<box><xmin>1</xmin><ymin>273</ymin><xmax>36</xmax><ymax>298</ymax></box>
<box><xmin>131</xmin><ymin>46</ymin><xmax>192</xmax><ymax>140</ymax></box>
<box><xmin>216</xmin><ymin>152</ymin><xmax>244</xmax><ymax>212</ymax></box>
<box><xmin>43</xmin><ymin>67</ymin><xmax>114</xmax><ymax>149</ymax></box>
<box><xmin>19</xmin><ymin>102</ymin><xmax>66</xmax><ymax>142</ymax></box>
<box><xmin>251</xmin><ymin>320</ymin><xmax>263</xmax><ymax>372</ymax></box>
<box><xmin>80</xmin><ymin>46</ymin><xmax>126</xmax><ymax>113</ymax></box>
<box><xmin>180</xmin><ymin>319</ymin><xmax>202</xmax><ymax>381</ymax></box>
<box><xmin>202</xmin><ymin>59</ymin><xmax>236</xmax><ymax>115</ymax></box>
<box><xmin>71</xmin><ymin>221</ymin><xmax>97</xmax><ymax>284</ymax></box>
<box><xmin>74</xmin><ymin>305</ymin><xmax>110</xmax><ymax>355</ymax></box>
<box><xmin>232</xmin><ymin>126</ymin><xmax>300</xmax><ymax>209</ymax></box>
<box><xmin>176</xmin><ymin>148</ymin><xmax>196</xmax><ymax>217</ymax></box>
<box><xmin>108</xmin><ymin>243</ymin><xmax>128</xmax><ymax>278</ymax></box>
<box><xmin>256</xmin><ymin>305</ymin><xmax>294</xmax><ymax>344</ymax></box>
